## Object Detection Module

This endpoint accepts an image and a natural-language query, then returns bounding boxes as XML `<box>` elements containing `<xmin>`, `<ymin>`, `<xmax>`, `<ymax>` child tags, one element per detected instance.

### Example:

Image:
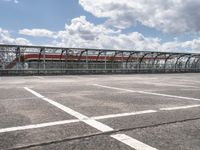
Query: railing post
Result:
<box><xmin>86</xmin><ymin>50</ymin><xmax>89</xmax><ymax>70</ymax></box>
<box><xmin>104</xmin><ymin>51</ymin><xmax>107</xmax><ymax>71</ymax></box>
<box><xmin>43</xmin><ymin>48</ymin><xmax>46</xmax><ymax>71</ymax></box>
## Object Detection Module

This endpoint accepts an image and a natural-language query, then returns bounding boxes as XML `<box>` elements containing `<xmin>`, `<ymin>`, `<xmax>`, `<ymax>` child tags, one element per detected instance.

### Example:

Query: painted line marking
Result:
<box><xmin>24</xmin><ymin>87</ymin><xmax>113</xmax><ymax>132</ymax></box>
<box><xmin>144</xmin><ymin>82</ymin><xmax>198</xmax><ymax>88</ymax></box>
<box><xmin>0</xmin><ymin>119</ymin><xmax>79</xmax><ymax>133</ymax></box>
<box><xmin>160</xmin><ymin>104</ymin><xmax>200</xmax><ymax>111</ymax></box>
<box><xmin>92</xmin><ymin>110</ymin><xmax>157</xmax><ymax>120</ymax></box>
<box><xmin>0</xmin><ymin>103</ymin><xmax>199</xmax><ymax>134</ymax></box>
<box><xmin>0</xmin><ymin>110</ymin><xmax>155</xmax><ymax>134</ymax></box>
<box><xmin>132</xmin><ymin>81</ymin><xmax>198</xmax><ymax>88</ymax></box>
<box><xmin>24</xmin><ymin>87</ymin><xmax>158</xmax><ymax>150</ymax></box>
<box><xmin>182</xmin><ymin>79</ymin><xmax>200</xmax><ymax>84</ymax></box>
<box><xmin>111</xmin><ymin>134</ymin><xmax>158</xmax><ymax>150</ymax></box>
<box><xmin>93</xmin><ymin>84</ymin><xmax>200</xmax><ymax>102</ymax></box>
<box><xmin>34</xmin><ymin>76</ymin><xmax>45</xmax><ymax>79</ymax></box>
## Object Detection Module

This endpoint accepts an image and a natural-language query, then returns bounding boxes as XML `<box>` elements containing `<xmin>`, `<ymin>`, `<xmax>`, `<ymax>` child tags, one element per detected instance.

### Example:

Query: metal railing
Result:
<box><xmin>0</xmin><ymin>44</ymin><xmax>200</xmax><ymax>75</ymax></box>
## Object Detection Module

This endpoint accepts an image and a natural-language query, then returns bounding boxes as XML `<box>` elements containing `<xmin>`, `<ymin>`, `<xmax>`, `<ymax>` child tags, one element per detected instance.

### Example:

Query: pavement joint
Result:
<box><xmin>6</xmin><ymin>116</ymin><xmax>200</xmax><ymax>150</ymax></box>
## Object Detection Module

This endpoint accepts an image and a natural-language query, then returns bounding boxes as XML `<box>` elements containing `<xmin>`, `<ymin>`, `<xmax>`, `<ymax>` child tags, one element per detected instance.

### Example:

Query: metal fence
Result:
<box><xmin>0</xmin><ymin>44</ymin><xmax>200</xmax><ymax>75</ymax></box>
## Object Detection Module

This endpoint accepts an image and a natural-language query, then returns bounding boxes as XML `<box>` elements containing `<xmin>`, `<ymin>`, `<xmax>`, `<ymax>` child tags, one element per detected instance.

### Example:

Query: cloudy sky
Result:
<box><xmin>0</xmin><ymin>0</ymin><xmax>200</xmax><ymax>53</ymax></box>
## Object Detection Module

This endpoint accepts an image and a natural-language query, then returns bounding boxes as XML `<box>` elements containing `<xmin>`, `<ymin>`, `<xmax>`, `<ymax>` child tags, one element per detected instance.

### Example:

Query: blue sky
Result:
<box><xmin>1</xmin><ymin>0</ymin><xmax>91</xmax><ymax>30</ymax></box>
<box><xmin>0</xmin><ymin>0</ymin><xmax>200</xmax><ymax>52</ymax></box>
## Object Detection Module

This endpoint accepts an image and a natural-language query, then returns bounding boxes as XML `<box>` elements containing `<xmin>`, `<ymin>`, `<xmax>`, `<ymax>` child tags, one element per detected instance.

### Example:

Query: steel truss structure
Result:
<box><xmin>0</xmin><ymin>44</ymin><xmax>200</xmax><ymax>75</ymax></box>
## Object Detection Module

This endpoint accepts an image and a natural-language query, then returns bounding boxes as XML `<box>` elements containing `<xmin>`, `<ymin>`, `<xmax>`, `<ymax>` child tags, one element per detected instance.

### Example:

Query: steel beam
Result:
<box><xmin>16</xmin><ymin>47</ymin><xmax>20</xmax><ymax>70</ymax></box>
<box><xmin>184</xmin><ymin>54</ymin><xmax>196</xmax><ymax>72</ymax></box>
<box><xmin>96</xmin><ymin>50</ymin><xmax>104</xmax><ymax>61</ymax></box>
<box><xmin>194</xmin><ymin>56</ymin><xmax>200</xmax><ymax>72</ymax></box>
<box><xmin>138</xmin><ymin>52</ymin><xmax>153</xmax><ymax>71</ymax></box>
<box><xmin>125</xmin><ymin>51</ymin><xmax>138</xmax><ymax>69</ymax></box>
<box><xmin>174</xmin><ymin>54</ymin><xmax>189</xmax><ymax>72</ymax></box>
<box><xmin>163</xmin><ymin>53</ymin><xmax>176</xmax><ymax>72</ymax></box>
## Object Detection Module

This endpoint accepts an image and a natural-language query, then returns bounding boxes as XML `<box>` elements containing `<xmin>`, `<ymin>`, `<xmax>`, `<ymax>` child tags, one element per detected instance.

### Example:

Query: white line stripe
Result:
<box><xmin>24</xmin><ymin>87</ymin><xmax>158</xmax><ymax>150</ymax></box>
<box><xmin>0</xmin><ymin>103</ymin><xmax>199</xmax><ymax>134</ymax></box>
<box><xmin>111</xmin><ymin>134</ymin><xmax>158</xmax><ymax>150</ymax></box>
<box><xmin>155</xmin><ymin>83</ymin><xmax>197</xmax><ymax>88</ymax></box>
<box><xmin>0</xmin><ymin>119</ymin><xmax>79</xmax><ymax>133</ymax></box>
<box><xmin>0</xmin><ymin>110</ymin><xmax>156</xmax><ymax>134</ymax></box>
<box><xmin>181</xmin><ymin>79</ymin><xmax>200</xmax><ymax>84</ymax></box>
<box><xmin>93</xmin><ymin>84</ymin><xmax>200</xmax><ymax>102</ymax></box>
<box><xmin>24</xmin><ymin>87</ymin><xmax>113</xmax><ymax>132</ymax></box>
<box><xmin>160</xmin><ymin>104</ymin><xmax>200</xmax><ymax>111</ymax></box>
<box><xmin>140</xmin><ymin>82</ymin><xmax>198</xmax><ymax>88</ymax></box>
<box><xmin>93</xmin><ymin>110</ymin><xmax>157</xmax><ymax>120</ymax></box>
<box><xmin>34</xmin><ymin>76</ymin><xmax>45</xmax><ymax>79</ymax></box>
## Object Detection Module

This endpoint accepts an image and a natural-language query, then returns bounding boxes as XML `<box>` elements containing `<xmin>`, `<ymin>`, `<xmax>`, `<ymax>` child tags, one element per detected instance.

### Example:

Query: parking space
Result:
<box><xmin>0</xmin><ymin>96</ymin><xmax>77</xmax><ymax>128</ymax></box>
<box><xmin>0</xmin><ymin>73</ymin><xmax>200</xmax><ymax>150</ymax></box>
<box><xmin>31</xmin><ymin>85</ymin><xmax>200</xmax><ymax>117</ymax></box>
<box><xmin>122</xmin><ymin>119</ymin><xmax>200</xmax><ymax>150</ymax></box>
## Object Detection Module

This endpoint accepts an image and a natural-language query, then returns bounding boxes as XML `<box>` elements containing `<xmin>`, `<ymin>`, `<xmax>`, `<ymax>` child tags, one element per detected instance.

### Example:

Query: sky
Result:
<box><xmin>0</xmin><ymin>0</ymin><xmax>200</xmax><ymax>53</ymax></box>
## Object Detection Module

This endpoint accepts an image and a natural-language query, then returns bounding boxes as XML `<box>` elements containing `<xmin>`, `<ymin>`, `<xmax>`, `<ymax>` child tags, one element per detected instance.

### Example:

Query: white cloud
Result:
<box><xmin>0</xmin><ymin>28</ymin><xmax>31</xmax><ymax>45</ymax></box>
<box><xmin>79</xmin><ymin>0</ymin><xmax>200</xmax><ymax>33</ymax></box>
<box><xmin>56</xmin><ymin>16</ymin><xmax>157</xmax><ymax>49</ymax></box>
<box><xmin>15</xmin><ymin>38</ymin><xmax>31</xmax><ymax>45</ymax></box>
<box><xmin>19</xmin><ymin>29</ymin><xmax>55</xmax><ymax>38</ymax></box>
<box><xmin>13</xmin><ymin>16</ymin><xmax>200</xmax><ymax>53</ymax></box>
<box><xmin>0</xmin><ymin>28</ymin><xmax>15</xmax><ymax>44</ymax></box>
<box><xmin>162</xmin><ymin>38</ymin><xmax>200</xmax><ymax>52</ymax></box>
<box><xmin>56</xmin><ymin>16</ymin><xmax>122</xmax><ymax>47</ymax></box>
<box><xmin>53</xmin><ymin>16</ymin><xmax>200</xmax><ymax>53</ymax></box>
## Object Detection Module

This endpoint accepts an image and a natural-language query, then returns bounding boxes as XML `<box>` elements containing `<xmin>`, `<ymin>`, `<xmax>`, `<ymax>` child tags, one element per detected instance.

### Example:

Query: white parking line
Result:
<box><xmin>92</xmin><ymin>110</ymin><xmax>157</xmax><ymax>120</ymax></box>
<box><xmin>160</xmin><ymin>104</ymin><xmax>200</xmax><ymax>111</ymax></box>
<box><xmin>24</xmin><ymin>87</ymin><xmax>158</xmax><ymax>150</ymax></box>
<box><xmin>0</xmin><ymin>119</ymin><xmax>79</xmax><ymax>133</ymax></box>
<box><xmin>111</xmin><ymin>134</ymin><xmax>158</xmax><ymax>150</ymax></box>
<box><xmin>34</xmin><ymin>76</ymin><xmax>45</xmax><ymax>79</ymax></box>
<box><xmin>0</xmin><ymin>110</ymin><xmax>156</xmax><ymax>134</ymax></box>
<box><xmin>145</xmin><ymin>82</ymin><xmax>198</xmax><ymax>88</ymax></box>
<box><xmin>0</xmin><ymin>103</ymin><xmax>199</xmax><ymax>134</ymax></box>
<box><xmin>24</xmin><ymin>87</ymin><xmax>113</xmax><ymax>132</ymax></box>
<box><xmin>93</xmin><ymin>84</ymin><xmax>200</xmax><ymax>102</ymax></box>
<box><xmin>182</xmin><ymin>79</ymin><xmax>200</xmax><ymax>84</ymax></box>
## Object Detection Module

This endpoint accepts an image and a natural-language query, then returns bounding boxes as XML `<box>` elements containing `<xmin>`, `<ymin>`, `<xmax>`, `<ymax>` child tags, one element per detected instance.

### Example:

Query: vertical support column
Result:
<box><xmin>104</xmin><ymin>51</ymin><xmax>107</xmax><ymax>71</ymax></box>
<box><xmin>194</xmin><ymin>57</ymin><xmax>200</xmax><ymax>72</ymax></box>
<box><xmin>164</xmin><ymin>54</ymin><xmax>174</xmax><ymax>73</ymax></box>
<box><xmin>78</xmin><ymin>50</ymin><xmax>88</xmax><ymax>71</ymax></box>
<box><xmin>111</xmin><ymin>51</ymin><xmax>121</xmax><ymax>72</ymax></box>
<box><xmin>184</xmin><ymin>55</ymin><xmax>193</xmax><ymax>72</ymax></box>
<box><xmin>121</xmin><ymin>51</ymin><xmax>124</xmax><ymax>71</ymax></box>
<box><xmin>86</xmin><ymin>50</ymin><xmax>89</xmax><ymax>70</ymax></box>
<box><xmin>126</xmin><ymin>51</ymin><xmax>137</xmax><ymax>69</ymax></box>
<box><xmin>16</xmin><ymin>47</ymin><xmax>20</xmax><ymax>71</ymax></box>
<box><xmin>1</xmin><ymin>47</ymin><xmax>5</xmax><ymax>70</ymax></box>
<box><xmin>175</xmin><ymin>54</ymin><xmax>187</xmax><ymax>72</ymax></box>
<box><xmin>21</xmin><ymin>48</ymin><xmax>25</xmax><ymax>71</ymax></box>
<box><xmin>38</xmin><ymin>48</ymin><xmax>44</xmax><ymax>74</ymax></box>
<box><xmin>60</xmin><ymin>49</ymin><xmax>65</xmax><ymax>70</ymax></box>
<box><xmin>43</xmin><ymin>48</ymin><xmax>46</xmax><ymax>71</ymax></box>
<box><xmin>152</xmin><ymin>53</ymin><xmax>162</xmax><ymax>73</ymax></box>
<box><xmin>65</xmin><ymin>49</ymin><xmax>69</xmax><ymax>70</ymax></box>
<box><xmin>139</xmin><ymin>53</ymin><xmax>150</xmax><ymax>72</ymax></box>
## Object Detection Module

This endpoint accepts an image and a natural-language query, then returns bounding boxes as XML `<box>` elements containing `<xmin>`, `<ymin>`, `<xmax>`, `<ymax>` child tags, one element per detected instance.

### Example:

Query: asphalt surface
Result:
<box><xmin>0</xmin><ymin>73</ymin><xmax>200</xmax><ymax>150</ymax></box>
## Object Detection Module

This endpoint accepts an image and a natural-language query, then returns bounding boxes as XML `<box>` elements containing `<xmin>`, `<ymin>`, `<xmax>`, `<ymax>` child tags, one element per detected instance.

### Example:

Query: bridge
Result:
<box><xmin>0</xmin><ymin>44</ymin><xmax>200</xmax><ymax>75</ymax></box>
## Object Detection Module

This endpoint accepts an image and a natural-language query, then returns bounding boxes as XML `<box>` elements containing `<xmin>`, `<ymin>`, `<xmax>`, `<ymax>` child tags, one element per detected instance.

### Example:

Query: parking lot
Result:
<box><xmin>0</xmin><ymin>73</ymin><xmax>200</xmax><ymax>150</ymax></box>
